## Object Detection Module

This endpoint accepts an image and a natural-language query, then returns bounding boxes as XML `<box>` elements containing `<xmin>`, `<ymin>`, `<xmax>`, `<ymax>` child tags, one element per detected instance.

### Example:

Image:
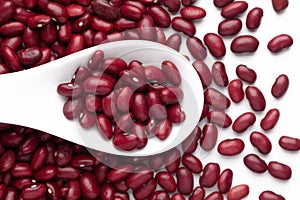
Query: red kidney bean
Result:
<box><xmin>116</xmin><ymin>113</ymin><xmax>134</xmax><ymax>132</ymax></box>
<box><xmin>44</xmin><ymin>142</ymin><xmax>55</xmax><ymax>165</ymax></box>
<box><xmin>14</xmin><ymin>7</ymin><xmax>34</xmax><ymax>24</ymax></box>
<box><xmin>114</xmin><ymin>180</ymin><xmax>129</xmax><ymax>193</ymax></box>
<box><xmin>132</xmin><ymin>93</ymin><xmax>149</xmax><ymax>122</ymax></box>
<box><xmin>268</xmin><ymin>161</ymin><xmax>292</xmax><ymax>180</ymax></box>
<box><xmin>101</xmin><ymin>91</ymin><xmax>117</xmax><ymax>118</ymax></box>
<box><xmin>187</xmin><ymin>36</ymin><xmax>207</xmax><ymax>60</ymax></box>
<box><xmin>71</xmin><ymin>154</ymin><xmax>96</xmax><ymax>168</ymax></box>
<box><xmin>45</xmin><ymin>2</ymin><xmax>69</xmax><ymax>23</ymax></box>
<box><xmin>279</xmin><ymin>136</ymin><xmax>300</xmax><ymax>151</ymax></box>
<box><xmin>162</xmin><ymin>0</ymin><xmax>180</xmax><ymax>12</ymax></box>
<box><xmin>31</xmin><ymin>147</ymin><xmax>47</xmax><ymax>171</ymax></box>
<box><xmin>23</xmin><ymin>0</ymin><xmax>37</xmax><ymax>8</ymax></box>
<box><xmin>66</xmin><ymin>4</ymin><xmax>85</xmax><ymax>17</ymax></box>
<box><xmin>0</xmin><ymin>1</ymin><xmax>15</xmax><ymax>25</ymax></box>
<box><xmin>119</xmin><ymin>70</ymin><xmax>147</xmax><ymax>91</ymax></box>
<box><xmin>180</xmin><ymin>6</ymin><xmax>206</xmax><ymax>20</ymax></box>
<box><xmin>102</xmin><ymin>57</ymin><xmax>127</xmax><ymax>75</ymax></box>
<box><xmin>4</xmin><ymin>187</ymin><xmax>18</xmax><ymax>200</ymax></box>
<box><xmin>243</xmin><ymin>153</ymin><xmax>268</xmax><ymax>173</ymax></box>
<box><xmin>63</xmin><ymin>98</ymin><xmax>83</xmax><ymax>120</ymax></box>
<box><xmin>259</xmin><ymin>190</ymin><xmax>285</xmax><ymax>200</ymax></box>
<box><xmin>271</xmin><ymin>74</ymin><xmax>289</xmax><ymax>98</ymax></box>
<box><xmin>172</xmin><ymin>17</ymin><xmax>196</xmax><ymax>37</ymax></box>
<box><xmin>267</xmin><ymin>34</ymin><xmax>293</xmax><ymax>53</ymax></box>
<box><xmin>107</xmin><ymin>164</ymin><xmax>133</xmax><ymax>183</ymax></box>
<box><xmin>34</xmin><ymin>166</ymin><xmax>57</xmax><ymax>181</ymax></box>
<box><xmin>66</xmin><ymin>34</ymin><xmax>85</xmax><ymax>55</ymax></box>
<box><xmin>165</xmin><ymin>148</ymin><xmax>181</xmax><ymax>173</ymax></box>
<box><xmin>131</xmin><ymin>122</ymin><xmax>148</xmax><ymax>149</ymax></box>
<box><xmin>204</xmin><ymin>88</ymin><xmax>231</xmax><ymax>110</ymax></box>
<box><xmin>250</xmin><ymin>131</ymin><xmax>272</xmax><ymax>154</ymax></box>
<box><xmin>182</xmin><ymin>126</ymin><xmax>201</xmax><ymax>154</ymax></box>
<box><xmin>192</xmin><ymin>60</ymin><xmax>211</xmax><ymax>87</ymax></box>
<box><xmin>148</xmin><ymin>6</ymin><xmax>171</xmax><ymax>28</ymax></box>
<box><xmin>21</xmin><ymin>184</ymin><xmax>47</xmax><ymax>200</ymax></box>
<box><xmin>228</xmin><ymin>79</ymin><xmax>244</xmax><ymax>103</ymax></box>
<box><xmin>1</xmin><ymin>36</ymin><xmax>22</xmax><ymax>51</ymax></box>
<box><xmin>246</xmin><ymin>7</ymin><xmax>263</xmax><ymax>30</ymax></box>
<box><xmin>189</xmin><ymin>187</ymin><xmax>205</xmax><ymax>200</ymax></box>
<box><xmin>40</xmin><ymin>23</ymin><xmax>57</xmax><ymax>44</ymax></box>
<box><xmin>231</xmin><ymin>35</ymin><xmax>259</xmax><ymax>53</ymax></box>
<box><xmin>113</xmin><ymin>133</ymin><xmax>139</xmax><ymax>151</ymax></box>
<box><xmin>116</xmin><ymin>86</ymin><xmax>133</xmax><ymax>112</ymax></box>
<box><xmin>155</xmin><ymin>118</ymin><xmax>172</xmax><ymax>140</ymax></box>
<box><xmin>218</xmin><ymin>138</ymin><xmax>245</xmax><ymax>156</ymax></box>
<box><xmin>167</xmin><ymin>103</ymin><xmax>186</xmax><ymax>123</ymax></box>
<box><xmin>91</xmin><ymin>0</ymin><xmax>120</xmax><ymax>21</ymax></box>
<box><xmin>149</xmin><ymin>190</ymin><xmax>170</xmax><ymax>200</ymax></box>
<box><xmin>85</xmin><ymin>94</ymin><xmax>101</xmax><ymax>113</ymax></box>
<box><xmin>19</xmin><ymin>134</ymin><xmax>39</xmax><ymax>155</ymax></box>
<box><xmin>113</xmin><ymin>18</ymin><xmax>136</xmax><ymax>32</ymax></box>
<box><xmin>56</xmin><ymin>166</ymin><xmax>80</xmax><ymax>179</ymax></box>
<box><xmin>176</xmin><ymin>167</ymin><xmax>193</xmax><ymax>195</ymax></box>
<box><xmin>159</xmin><ymin>86</ymin><xmax>183</xmax><ymax>105</ymax></box>
<box><xmin>55</xmin><ymin>142</ymin><xmax>73</xmax><ymax>167</ymax></box>
<box><xmin>80</xmin><ymin>172</ymin><xmax>100</xmax><ymax>199</ymax></box>
<box><xmin>182</xmin><ymin>153</ymin><xmax>202</xmax><ymax>173</ymax></box>
<box><xmin>136</xmin><ymin>15</ymin><xmax>157</xmax><ymax>41</ymax></box>
<box><xmin>204</xmin><ymin>33</ymin><xmax>226</xmax><ymax>58</ymax></box>
<box><xmin>205</xmin><ymin>192</ymin><xmax>223</xmax><ymax>200</ymax></box>
<box><xmin>107</xmin><ymin>32</ymin><xmax>124</xmax><ymax>42</ymax></box>
<box><xmin>96</xmin><ymin>113</ymin><xmax>113</xmax><ymax>139</ymax></box>
<box><xmin>218</xmin><ymin>18</ymin><xmax>242</xmax><ymax>36</ymax></box>
<box><xmin>120</xmin><ymin>4</ymin><xmax>143</xmax><ymax>21</ymax></box>
<box><xmin>245</xmin><ymin>86</ymin><xmax>266</xmax><ymax>111</ymax></box>
<box><xmin>66</xmin><ymin>180</ymin><xmax>81</xmax><ymax>200</ymax></box>
<box><xmin>0</xmin><ymin>150</ymin><xmax>15</xmax><ymax>172</ymax></box>
<box><xmin>146</xmin><ymin>90</ymin><xmax>167</xmax><ymax>120</ymax></box>
<box><xmin>133</xmin><ymin>178</ymin><xmax>156</xmax><ymax>200</ymax></box>
<box><xmin>82</xmin><ymin>29</ymin><xmax>94</xmax><ymax>47</ymax></box>
<box><xmin>126</xmin><ymin>167</ymin><xmax>154</xmax><ymax>190</ymax></box>
<box><xmin>91</xmin><ymin>16</ymin><xmax>113</xmax><ymax>34</ymax></box>
<box><xmin>155</xmin><ymin>171</ymin><xmax>176</xmax><ymax>193</ymax></box>
<box><xmin>227</xmin><ymin>184</ymin><xmax>249</xmax><ymax>200</ymax></box>
<box><xmin>232</xmin><ymin>112</ymin><xmax>256</xmax><ymax>133</ymax></box>
<box><xmin>46</xmin><ymin>182</ymin><xmax>61</xmax><ymax>200</ymax></box>
<box><xmin>101</xmin><ymin>183</ymin><xmax>115</xmax><ymax>200</ymax></box>
<box><xmin>218</xmin><ymin>168</ymin><xmax>233</xmax><ymax>194</ymax></box>
<box><xmin>16</xmin><ymin>47</ymin><xmax>42</xmax><ymax>66</ymax></box>
<box><xmin>207</xmin><ymin>110</ymin><xmax>232</xmax><ymax>128</ymax></box>
<box><xmin>260</xmin><ymin>108</ymin><xmax>280</xmax><ymax>131</ymax></box>
<box><xmin>51</xmin><ymin>41</ymin><xmax>66</xmax><ymax>58</ymax></box>
<box><xmin>0</xmin><ymin>22</ymin><xmax>24</xmax><ymax>37</ymax></box>
<box><xmin>214</xmin><ymin>0</ymin><xmax>234</xmax><ymax>8</ymax></box>
<box><xmin>161</xmin><ymin>60</ymin><xmax>181</xmax><ymax>86</ymax></box>
<box><xmin>236</xmin><ymin>64</ymin><xmax>257</xmax><ymax>84</ymax></box>
<box><xmin>27</xmin><ymin>14</ymin><xmax>51</xmax><ymax>29</ymax></box>
<box><xmin>199</xmin><ymin>163</ymin><xmax>220</xmax><ymax>188</ymax></box>
<box><xmin>14</xmin><ymin>178</ymin><xmax>34</xmax><ymax>190</ymax></box>
<box><xmin>10</xmin><ymin>163</ymin><xmax>33</xmax><ymax>177</ymax></box>
<box><xmin>200</xmin><ymin>104</ymin><xmax>209</xmax><ymax>121</ymax></box>
<box><xmin>124</xmin><ymin>1</ymin><xmax>147</xmax><ymax>14</ymax></box>
<box><xmin>33</xmin><ymin>47</ymin><xmax>51</xmax><ymax>67</ymax></box>
<box><xmin>57</xmin><ymin>22</ymin><xmax>72</xmax><ymax>43</ymax></box>
<box><xmin>72</xmin><ymin>12</ymin><xmax>91</xmax><ymax>33</ymax></box>
<box><xmin>272</xmin><ymin>0</ymin><xmax>289</xmax><ymax>12</ymax></box>
<box><xmin>211</xmin><ymin>61</ymin><xmax>228</xmax><ymax>87</ymax></box>
<box><xmin>83</xmin><ymin>76</ymin><xmax>114</xmax><ymax>95</ymax></box>
<box><xmin>221</xmin><ymin>1</ymin><xmax>248</xmax><ymax>18</ymax></box>
<box><xmin>2</xmin><ymin>46</ymin><xmax>22</xmax><ymax>71</ymax></box>
<box><xmin>171</xmin><ymin>193</ymin><xmax>185</xmax><ymax>200</ymax></box>
<box><xmin>200</xmin><ymin>123</ymin><xmax>218</xmax><ymax>151</ymax></box>
<box><xmin>0</xmin><ymin>130</ymin><xmax>24</xmax><ymax>148</ymax></box>
<box><xmin>165</xmin><ymin>33</ymin><xmax>182</xmax><ymax>51</ymax></box>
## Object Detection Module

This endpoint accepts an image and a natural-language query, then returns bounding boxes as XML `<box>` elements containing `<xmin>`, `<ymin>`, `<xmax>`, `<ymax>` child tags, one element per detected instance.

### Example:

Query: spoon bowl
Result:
<box><xmin>0</xmin><ymin>40</ymin><xmax>203</xmax><ymax>157</ymax></box>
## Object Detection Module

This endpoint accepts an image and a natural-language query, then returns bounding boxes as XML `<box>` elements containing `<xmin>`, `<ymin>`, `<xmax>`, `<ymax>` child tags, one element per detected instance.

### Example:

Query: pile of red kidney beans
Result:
<box><xmin>0</xmin><ymin>0</ymin><xmax>296</xmax><ymax>199</ymax></box>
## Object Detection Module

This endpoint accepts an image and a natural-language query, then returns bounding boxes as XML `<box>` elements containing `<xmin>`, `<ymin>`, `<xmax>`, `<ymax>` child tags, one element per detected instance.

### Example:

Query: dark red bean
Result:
<box><xmin>21</xmin><ymin>184</ymin><xmax>47</xmax><ymax>200</ymax></box>
<box><xmin>102</xmin><ymin>91</ymin><xmax>117</xmax><ymax>118</ymax></box>
<box><xmin>187</xmin><ymin>36</ymin><xmax>207</xmax><ymax>60</ymax></box>
<box><xmin>14</xmin><ymin>178</ymin><xmax>34</xmax><ymax>190</ymax></box>
<box><xmin>40</xmin><ymin>23</ymin><xmax>57</xmax><ymax>44</ymax></box>
<box><xmin>23</xmin><ymin>0</ymin><xmax>37</xmax><ymax>9</ymax></box>
<box><xmin>107</xmin><ymin>164</ymin><xmax>133</xmax><ymax>183</ymax></box>
<box><xmin>0</xmin><ymin>1</ymin><xmax>15</xmax><ymax>25</ymax></box>
<box><xmin>34</xmin><ymin>166</ymin><xmax>57</xmax><ymax>181</ymax></box>
<box><xmin>71</xmin><ymin>154</ymin><xmax>96</xmax><ymax>168</ymax></box>
<box><xmin>120</xmin><ymin>4</ymin><xmax>143</xmax><ymax>21</ymax></box>
<box><xmin>80</xmin><ymin>172</ymin><xmax>100</xmax><ymax>199</ymax></box>
<box><xmin>272</xmin><ymin>0</ymin><xmax>289</xmax><ymax>12</ymax></box>
<box><xmin>205</xmin><ymin>192</ymin><xmax>223</xmax><ymax>200</ymax></box>
<box><xmin>113</xmin><ymin>18</ymin><xmax>136</xmax><ymax>32</ymax></box>
<box><xmin>204</xmin><ymin>88</ymin><xmax>231</xmax><ymax>110</ymax></box>
<box><xmin>27</xmin><ymin>14</ymin><xmax>51</xmax><ymax>29</ymax></box>
<box><xmin>162</xmin><ymin>0</ymin><xmax>180</xmax><ymax>12</ymax></box>
<box><xmin>259</xmin><ymin>190</ymin><xmax>285</xmax><ymax>200</ymax></box>
<box><xmin>91</xmin><ymin>0</ymin><xmax>120</xmax><ymax>21</ymax></box>
<box><xmin>119</xmin><ymin>70</ymin><xmax>147</xmax><ymax>91</ymax></box>
<box><xmin>146</xmin><ymin>90</ymin><xmax>167</xmax><ymax>120</ymax></box>
<box><xmin>51</xmin><ymin>41</ymin><xmax>66</xmax><ymax>58</ymax></box>
<box><xmin>55</xmin><ymin>142</ymin><xmax>73</xmax><ymax>167</ymax></box>
<box><xmin>232</xmin><ymin>112</ymin><xmax>256</xmax><ymax>133</ymax></box>
<box><xmin>72</xmin><ymin>13</ymin><xmax>91</xmax><ymax>33</ymax></box>
<box><xmin>165</xmin><ymin>148</ymin><xmax>181</xmax><ymax>173</ymax></box>
<box><xmin>66</xmin><ymin>34</ymin><xmax>84</xmax><ymax>55</ymax></box>
<box><xmin>167</xmin><ymin>103</ymin><xmax>186</xmax><ymax>123</ymax></box>
<box><xmin>136</xmin><ymin>15</ymin><xmax>157</xmax><ymax>41</ymax></box>
<box><xmin>245</xmin><ymin>86</ymin><xmax>266</xmax><ymax>111</ymax></box>
<box><xmin>218</xmin><ymin>168</ymin><xmax>233</xmax><ymax>194</ymax></box>
<box><xmin>250</xmin><ymin>131</ymin><xmax>272</xmax><ymax>154</ymax></box>
<box><xmin>113</xmin><ymin>133</ymin><xmax>139</xmax><ymax>151</ymax></box>
<box><xmin>221</xmin><ymin>1</ymin><xmax>248</xmax><ymax>18</ymax></box>
<box><xmin>102</xmin><ymin>57</ymin><xmax>127</xmax><ymax>76</ymax></box>
<box><xmin>19</xmin><ymin>135</ymin><xmax>39</xmax><ymax>155</ymax></box>
<box><xmin>46</xmin><ymin>182</ymin><xmax>61</xmax><ymax>200</ymax></box>
<box><xmin>96</xmin><ymin>114</ymin><xmax>113</xmax><ymax>140</ymax></box>
<box><xmin>45</xmin><ymin>2</ymin><xmax>69</xmax><ymax>23</ymax></box>
<box><xmin>132</xmin><ymin>93</ymin><xmax>149</xmax><ymax>122</ymax></box>
<box><xmin>87</xmin><ymin>50</ymin><xmax>104</xmax><ymax>69</ymax></box>
<box><xmin>189</xmin><ymin>186</ymin><xmax>205</xmax><ymax>200</ymax></box>
<box><xmin>1</xmin><ymin>46</ymin><xmax>22</xmax><ymax>71</ymax></box>
<box><xmin>56</xmin><ymin>166</ymin><xmax>80</xmax><ymax>179</ymax></box>
<box><xmin>66</xmin><ymin>4</ymin><xmax>85</xmax><ymax>17</ymax></box>
<box><xmin>83</xmin><ymin>76</ymin><xmax>114</xmax><ymax>95</ymax></box>
<box><xmin>180</xmin><ymin>6</ymin><xmax>206</xmax><ymax>20</ymax></box>
<box><xmin>116</xmin><ymin>113</ymin><xmax>134</xmax><ymax>132</ymax></box>
<box><xmin>182</xmin><ymin>126</ymin><xmax>201</xmax><ymax>154</ymax></box>
<box><xmin>228</xmin><ymin>79</ymin><xmax>244</xmax><ymax>103</ymax></box>
<box><xmin>1</xmin><ymin>36</ymin><xmax>22</xmax><ymax>51</ymax></box>
<box><xmin>192</xmin><ymin>60</ymin><xmax>211</xmax><ymax>87</ymax></box>
<box><xmin>172</xmin><ymin>17</ymin><xmax>196</xmax><ymax>37</ymax></box>
<box><xmin>236</xmin><ymin>64</ymin><xmax>257</xmax><ymax>83</ymax></box>
<box><xmin>155</xmin><ymin>171</ymin><xmax>176</xmax><ymax>193</ymax></box>
<box><xmin>271</xmin><ymin>74</ymin><xmax>289</xmax><ymax>98</ymax></box>
<box><xmin>165</xmin><ymin>33</ymin><xmax>182</xmax><ymax>51</ymax></box>
<box><xmin>182</xmin><ymin>153</ymin><xmax>202</xmax><ymax>173</ymax></box>
<box><xmin>227</xmin><ymin>184</ymin><xmax>249</xmax><ymax>200</ymax></box>
<box><xmin>213</xmin><ymin>0</ymin><xmax>234</xmax><ymax>8</ymax></box>
<box><xmin>66</xmin><ymin>180</ymin><xmax>81</xmax><ymax>200</ymax></box>
<box><xmin>148</xmin><ymin>191</ymin><xmax>170</xmax><ymax>200</ymax></box>
<box><xmin>11</xmin><ymin>163</ymin><xmax>33</xmax><ymax>177</ymax></box>
<box><xmin>243</xmin><ymin>153</ymin><xmax>268</xmax><ymax>173</ymax></box>
<box><xmin>199</xmin><ymin>163</ymin><xmax>220</xmax><ymax>188</ymax></box>
<box><xmin>231</xmin><ymin>35</ymin><xmax>259</xmax><ymax>53</ymax></box>
<box><xmin>155</xmin><ymin>118</ymin><xmax>172</xmax><ymax>140</ymax></box>
<box><xmin>85</xmin><ymin>94</ymin><xmax>101</xmax><ymax>113</ymax></box>
<box><xmin>204</xmin><ymin>33</ymin><xmax>226</xmax><ymax>58</ymax></box>
<box><xmin>14</xmin><ymin>7</ymin><xmax>34</xmax><ymax>24</ymax></box>
<box><xmin>133</xmin><ymin>178</ymin><xmax>156</xmax><ymax>200</ymax></box>
<box><xmin>246</xmin><ymin>7</ymin><xmax>263</xmax><ymax>30</ymax></box>
<box><xmin>159</xmin><ymin>86</ymin><xmax>183</xmax><ymax>105</ymax></box>
<box><xmin>211</xmin><ymin>61</ymin><xmax>228</xmax><ymax>87</ymax></box>
<box><xmin>200</xmin><ymin>123</ymin><xmax>218</xmax><ymax>151</ymax></box>
<box><xmin>33</xmin><ymin>47</ymin><xmax>51</xmax><ymax>67</ymax></box>
<box><xmin>31</xmin><ymin>147</ymin><xmax>47</xmax><ymax>171</ymax></box>
<box><xmin>268</xmin><ymin>161</ymin><xmax>292</xmax><ymax>180</ymax></box>
<box><xmin>279</xmin><ymin>136</ymin><xmax>300</xmax><ymax>151</ymax></box>
<box><xmin>171</xmin><ymin>193</ymin><xmax>185</xmax><ymax>200</ymax></box>
<box><xmin>260</xmin><ymin>108</ymin><xmax>280</xmax><ymax>131</ymax></box>
<box><xmin>91</xmin><ymin>16</ymin><xmax>113</xmax><ymax>33</ymax></box>
<box><xmin>218</xmin><ymin>138</ymin><xmax>245</xmax><ymax>156</ymax></box>
<box><xmin>176</xmin><ymin>167</ymin><xmax>193</xmax><ymax>195</ymax></box>
<box><xmin>63</xmin><ymin>98</ymin><xmax>83</xmax><ymax>120</ymax></box>
<box><xmin>148</xmin><ymin>5</ymin><xmax>171</xmax><ymax>28</ymax></box>
<box><xmin>0</xmin><ymin>150</ymin><xmax>15</xmax><ymax>172</ymax></box>
<box><xmin>126</xmin><ymin>167</ymin><xmax>154</xmax><ymax>190</ymax></box>
<box><xmin>4</xmin><ymin>187</ymin><xmax>18</xmax><ymax>200</ymax></box>
<box><xmin>123</xmin><ymin>1</ymin><xmax>147</xmax><ymax>14</ymax></box>
<box><xmin>116</xmin><ymin>86</ymin><xmax>133</xmax><ymax>112</ymax></box>
<box><xmin>16</xmin><ymin>47</ymin><xmax>42</xmax><ymax>66</ymax></box>
<box><xmin>0</xmin><ymin>22</ymin><xmax>24</xmax><ymax>37</ymax></box>
<box><xmin>207</xmin><ymin>110</ymin><xmax>232</xmax><ymax>128</ymax></box>
<box><xmin>101</xmin><ymin>183</ymin><xmax>115</xmax><ymax>200</ymax></box>
<box><xmin>161</xmin><ymin>60</ymin><xmax>181</xmax><ymax>86</ymax></box>
<box><xmin>267</xmin><ymin>34</ymin><xmax>293</xmax><ymax>53</ymax></box>
<box><xmin>218</xmin><ymin>18</ymin><xmax>242</xmax><ymax>37</ymax></box>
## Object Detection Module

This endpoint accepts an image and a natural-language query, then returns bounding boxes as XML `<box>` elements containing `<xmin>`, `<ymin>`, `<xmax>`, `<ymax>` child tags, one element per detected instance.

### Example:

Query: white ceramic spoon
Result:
<box><xmin>0</xmin><ymin>40</ymin><xmax>203</xmax><ymax>157</ymax></box>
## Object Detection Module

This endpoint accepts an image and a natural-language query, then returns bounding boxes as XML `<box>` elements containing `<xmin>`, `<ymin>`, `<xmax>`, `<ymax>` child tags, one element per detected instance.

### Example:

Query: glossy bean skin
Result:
<box><xmin>172</xmin><ymin>17</ymin><xmax>196</xmax><ymax>37</ymax></box>
<box><xmin>0</xmin><ymin>150</ymin><xmax>15</xmax><ymax>172</ymax></box>
<box><xmin>159</xmin><ymin>86</ymin><xmax>183</xmax><ymax>105</ymax></box>
<box><xmin>221</xmin><ymin>1</ymin><xmax>248</xmax><ymax>18</ymax></box>
<box><xmin>165</xmin><ymin>33</ymin><xmax>182</xmax><ymax>51</ymax></box>
<box><xmin>271</xmin><ymin>74</ymin><xmax>289</xmax><ymax>98</ymax></box>
<box><xmin>161</xmin><ymin>60</ymin><xmax>181</xmax><ymax>86</ymax></box>
<box><xmin>16</xmin><ymin>47</ymin><xmax>43</xmax><ymax>66</ymax></box>
<box><xmin>228</xmin><ymin>79</ymin><xmax>244</xmax><ymax>103</ymax></box>
<box><xmin>120</xmin><ymin>4</ymin><xmax>143</xmax><ymax>21</ymax></box>
<box><xmin>168</xmin><ymin>103</ymin><xmax>186</xmax><ymax>123</ymax></box>
<box><xmin>192</xmin><ymin>60</ymin><xmax>212</xmax><ymax>87</ymax></box>
<box><xmin>132</xmin><ymin>93</ymin><xmax>149</xmax><ymax>122</ymax></box>
<box><xmin>207</xmin><ymin>110</ymin><xmax>232</xmax><ymax>128</ymax></box>
<box><xmin>34</xmin><ymin>166</ymin><xmax>57</xmax><ymax>181</ymax></box>
<box><xmin>21</xmin><ymin>184</ymin><xmax>47</xmax><ymax>200</ymax></box>
<box><xmin>182</xmin><ymin>153</ymin><xmax>202</xmax><ymax>174</ymax></box>
<box><xmin>96</xmin><ymin>114</ymin><xmax>113</xmax><ymax>140</ymax></box>
<box><xmin>227</xmin><ymin>184</ymin><xmax>249</xmax><ymax>200</ymax></box>
<box><xmin>211</xmin><ymin>61</ymin><xmax>228</xmax><ymax>87</ymax></box>
<box><xmin>244</xmin><ymin>154</ymin><xmax>268</xmax><ymax>173</ymax></box>
<box><xmin>272</xmin><ymin>0</ymin><xmax>289</xmax><ymax>12</ymax></box>
<box><xmin>204</xmin><ymin>33</ymin><xmax>226</xmax><ymax>58</ymax></box>
<box><xmin>200</xmin><ymin>123</ymin><xmax>218</xmax><ymax>151</ymax></box>
<box><xmin>218</xmin><ymin>168</ymin><xmax>233</xmax><ymax>194</ymax></box>
<box><xmin>180</xmin><ymin>6</ymin><xmax>206</xmax><ymax>20</ymax></box>
<box><xmin>259</xmin><ymin>190</ymin><xmax>285</xmax><ymax>200</ymax></box>
<box><xmin>204</xmin><ymin>88</ymin><xmax>231</xmax><ymax>110</ymax></box>
<box><xmin>190</xmin><ymin>186</ymin><xmax>205</xmax><ymax>200</ymax></box>
<box><xmin>260</xmin><ymin>108</ymin><xmax>280</xmax><ymax>131</ymax></box>
<box><xmin>205</xmin><ymin>192</ymin><xmax>224</xmax><ymax>200</ymax></box>
<box><xmin>0</xmin><ymin>1</ymin><xmax>15</xmax><ymax>25</ymax></box>
<box><xmin>250</xmin><ymin>131</ymin><xmax>272</xmax><ymax>154</ymax></box>
<box><xmin>214</xmin><ymin>0</ymin><xmax>234</xmax><ymax>8</ymax></box>
<box><xmin>148</xmin><ymin>5</ymin><xmax>171</xmax><ymax>28</ymax></box>
<box><xmin>268</xmin><ymin>34</ymin><xmax>293</xmax><ymax>53</ymax></box>
<box><xmin>1</xmin><ymin>46</ymin><xmax>23</xmax><ymax>71</ymax></box>
<box><xmin>246</xmin><ymin>86</ymin><xmax>266</xmax><ymax>111</ymax></box>
<box><xmin>246</xmin><ymin>7</ymin><xmax>263</xmax><ymax>30</ymax></box>
<box><xmin>136</xmin><ymin>15</ymin><xmax>157</xmax><ymax>41</ymax></box>
<box><xmin>107</xmin><ymin>164</ymin><xmax>134</xmax><ymax>183</ymax></box>
<box><xmin>218</xmin><ymin>138</ymin><xmax>245</xmax><ymax>156</ymax></box>
<box><xmin>126</xmin><ymin>167</ymin><xmax>154</xmax><ymax>190</ymax></box>
<box><xmin>165</xmin><ymin>148</ymin><xmax>181</xmax><ymax>173</ymax></box>
<box><xmin>113</xmin><ymin>133</ymin><xmax>139</xmax><ymax>151</ymax></box>
<box><xmin>146</xmin><ymin>90</ymin><xmax>167</xmax><ymax>120</ymax></box>
<box><xmin>268</xmin><ymin>161</ymin><xmax>292</xmax><ymax>180</ymax></box>
<box><xmin>236</xmin><ymin>64</ymin><xmax>257</xmax><ymax>84</ymax></box>
<box><xmin>199</xmin><ymin>163</ymin><xmax>220</xmax><ymax>188</ymax></box>
<box><xmin>176</xmin><ymin>167</ymin><xmax>194</xmax><ymax>195</ymax></box>
<box><xmin>148</xmin><ymin>191</ymin><xmax>170</xmax><ymax>200</ymax></box>
<box><xmin>133</xmin><ymin>178</ymin><xmax>157</xmax><ymax>200</ymax></box>
<box><xmin>187</xmin><ymin>37</ymin><xmax>207</xmax><ymax>60</ymax></box>
<box><xmin>45</xmin><ymin>2</ymin><xmax>69</xmax><ymax>24</ymax></box>
<box><xmin>171</xmin><ymin>193</ymin><xmax>185</xmax><ymax>200</ymax></box>
<box><xmin>162</xmin><ymin>0</ymin><xmax>180</xmax><ymax>12</ymax></box>
<box><xmin>231</xmin><ymin>35</ymin><xmax>259</xmax><ymax>53</ymax></box>
<box><xmin>279</xmin><ymin>136</ymin><xmax>300</xmax><ymax>151</ymax></box>
<box><xmin>63</xmin><ymin>98</ymin><xmax>83</xmax><ymax>120</ymax></box>
<box><xmin>155</xmin><ymin>171</ymin><xmax>176</xmax><ymax>193</ymax></box>
<box><xmin>80</xmin><ymin>172</ymin><xmax>100</xmax><ymax>199</ymax></box>
<box><xmin>232</xmin><ymin>112</ymin><xmax>256</xmax><ymax>133</ymax></box>
<box><xmin>218</xmin><ymin>18</ymin><xmax>242</xmax><ymax>36</ymax></box>
<box><xmin>182</xmin><ymin>126</ymin><xmax>201</xmax><ymax>154</ymax></box>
